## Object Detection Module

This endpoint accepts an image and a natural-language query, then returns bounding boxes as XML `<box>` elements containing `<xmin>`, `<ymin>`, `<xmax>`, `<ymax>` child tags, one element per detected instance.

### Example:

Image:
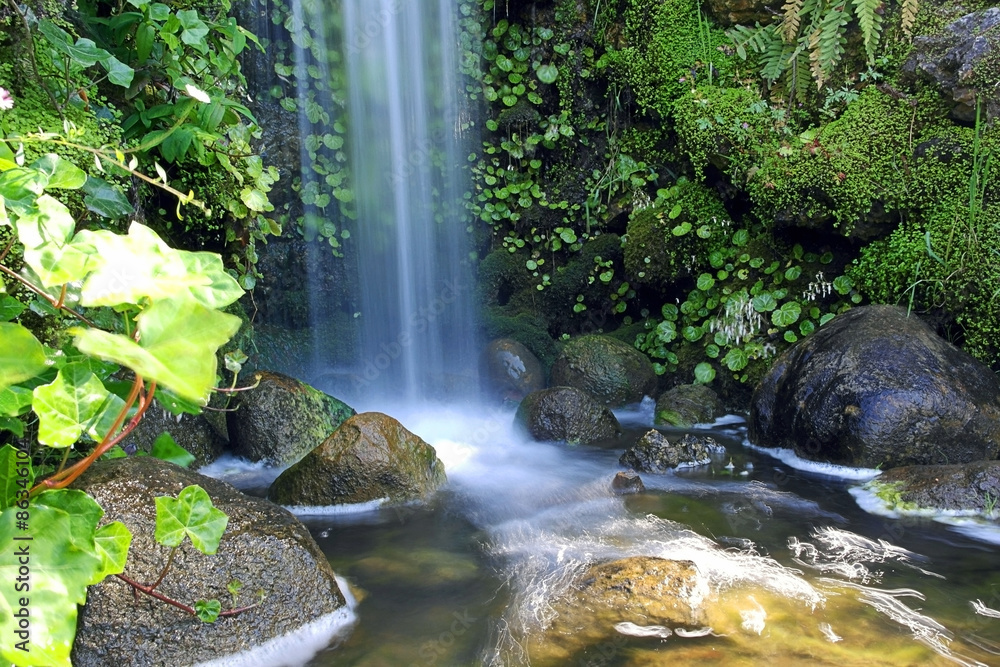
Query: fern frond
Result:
<box><xmin>810</xmin><ymin>4</ymin><xmax>849</xmax><ymax>89</ymax></box>
<box><xmin>784</xmin><ymin>46</ymin><xmax>812</xmax><ymax>103</ymax></box>
<box><xmin>853</xmin><ymin>0</ymin><xmax>884</xmax><ymax>64</ymax></box>
<box><xmin>727</xmin><ymin>23</ymin><xmax>774</xmax><ymax>60</ymax></box>
<box><xmin>780</xmin><ymin>0</ymin><xmax>805</xmax><ymax>42</ymax></box>
<box><xmin>901</xmin><ymin>0</ymin><xmax>919</xmax><ymax>38</ymax></box>
<box><xmin>761</xmin><ymin>27</ymin><xmax>790</xmax><ymax>83</ymax></box>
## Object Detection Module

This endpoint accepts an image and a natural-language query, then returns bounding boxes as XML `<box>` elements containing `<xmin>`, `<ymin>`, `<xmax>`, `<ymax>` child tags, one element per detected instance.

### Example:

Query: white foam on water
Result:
<box><xmin>819</xmin><ymin>622</ymin><xmax>842</xmax><ymax>643</ymax></box>
<box><xmin>740</xmin><ymin>597</ymin><xmax>766</xmax><ymax>635</ymax></box>
<box><xmin>972</xmin><ymin>599</ymin><xmax>1000</xmax><ymax>619</ymax></box>
<box><xmin>614</xmin><ymin>622</ymin><xmax>673</xmax><ymax>639</ymax></box>
<box><xmin>283</xmin><ymin>499</ymin><xmax>388</xmax><ymax>516</ymax></box>
<box><xmin>674</xmin><ymin>626</ymin><xmax>717</xmax><ymax>638</ymax></box>
<box><xmin>743</xmin><ymin>440</ymin><xmax>882</xmax><ymax>480</ymax></box>
<box><xmin>788</xmin><ymin>526</ymin><xmax>942</xmax><ymax>583</ymax></box>
<box><xmin>193</xmin><ymin>576</ymin><xmax>358</xmax><ymax>667</ymax></box>
<box><xmin>197</xmin><ymin>453</ymin><xmax>288</xmax><ymax>490</ymax></box>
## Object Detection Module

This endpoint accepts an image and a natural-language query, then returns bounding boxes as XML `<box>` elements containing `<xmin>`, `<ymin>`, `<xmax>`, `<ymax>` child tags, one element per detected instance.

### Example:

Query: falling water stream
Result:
<box><xmin>211</xmin><ymin>1</ymin><xmax>1000</xmax><ymax>664</ymax></box>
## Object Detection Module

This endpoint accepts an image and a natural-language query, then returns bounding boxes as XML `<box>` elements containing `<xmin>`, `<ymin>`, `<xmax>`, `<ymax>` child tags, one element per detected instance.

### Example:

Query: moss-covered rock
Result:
<box><xmin>655</xmin><ymin>383</ymin><xmax>722</xmax><ymax>426</ymax></box>
<box><xmin>480</xmin><ymin>338</ymin><xmax>546</xmax><ymax>401</ymax></box>
<box><xmin>867</xmin><ymin>461</ymin><xmax>1000</xmax><ymax>516</ymax></box>
<box><xmin>268</xmin><ymin>412</ymin><xmax>446</xmax><ymax>506</ymax></box>
<box><xmin>227</xmin><ymin>371</ymin><xmax>355</xmax><ymax>465</ymax></box>
<box><xmin>623</xmin><ymin>179</ymin><xmax>731</xmax><ymax>286</ymax></box>
<box><xmin>127</xmin><ymin>402</ymin><xmax>227</xmax><ymax>467</ymax></box>
<box><xmin>515</xmin><ymin>386</ymin><xmax>622</xmax><ymax>445</ymax></box>
<box><xmin>482</xmin><ymin>308</ymin><xmax>560</xmax><ymax>372</ymax></box>
<box><xmin>620</xmin><ymin>430</ymin><xmax>724</xmax><ymax>471</ymax></box>
<box><xmin>550</xmin><ymin>334</ymin><xmax>657</xmax><ymax>406</ymax></box>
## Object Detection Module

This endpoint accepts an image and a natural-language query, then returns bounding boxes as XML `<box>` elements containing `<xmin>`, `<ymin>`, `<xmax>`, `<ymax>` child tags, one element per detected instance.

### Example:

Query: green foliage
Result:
<box><xmin>154</xmin><ymin>484</ymin><xmax>228</xmax><ymax>555</ymax></box>
<box><xmin>727</xmin><ymin>0</ymin><xmax>919</xmax><ymax>98</ymax></box>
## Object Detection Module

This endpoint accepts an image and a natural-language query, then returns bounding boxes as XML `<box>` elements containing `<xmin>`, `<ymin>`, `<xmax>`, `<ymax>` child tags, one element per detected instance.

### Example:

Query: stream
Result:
<box><xmin>203</xmin><ymin>401</ymin><xmax>1000</xmax><ymax>666</ymax></box>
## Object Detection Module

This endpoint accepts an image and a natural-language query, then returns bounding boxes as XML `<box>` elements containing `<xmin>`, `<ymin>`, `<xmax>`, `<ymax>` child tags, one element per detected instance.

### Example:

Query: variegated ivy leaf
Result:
<box><xmin>31</xmin><ymin>363</ymin><xmax>126</xmax><ymax>448</ymax></box>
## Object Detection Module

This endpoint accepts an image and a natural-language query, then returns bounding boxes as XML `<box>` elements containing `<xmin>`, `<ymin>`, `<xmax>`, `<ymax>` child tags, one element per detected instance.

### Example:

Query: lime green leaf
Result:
<box><xmin>0</xmin><ymin>416</ymin><xmax>24</xmax><ymax>438</ymax></box>
<box><xmin>0</xmin><ymin>323</ymin><xmax>48</xmax><ymax>392</ymax></box>
<box><xmin>101</xmin><ymin>53</ymin><xmax>134</xmax><ymax>87</ymax></box>
<box><xmin>0</xmin><ymin>387</ymin><xmax>33</xmax><ymax>417</ymax></box>
<box><xmin>240</xmin><ymin>188</ymin><xmax>270</xmax><ymax>212</ymax></box>
<box><xmin>0</xmin><ymin>489</ymin><xmax>106</xmax><ymax>667</ymax></box>
<box><xmin>682</xmin><ymin>325</ymin><xmax>704</xmax><ymax>342</ymax></box>
<box><xmin>93</xmin><ymin>521</ymin><xmax>132</xmax><ymax>578</ymax></box>
<box><xmin>784</xmin><ymin>331</ymin><xmax>799</xmax><ymax>343</ymax></box>
<box><xmin>800</xmin><ymin>319</ymin><xmax>816</xmax><ymax>336</ymax></box>
<box><xmin>15</xmin><ymin>194</ymin><xmax>75</xmax><ymax>249</ymax></box>
<box><xmin>833</xmin><ymin>275</ymin><xmax>853</xmax><ymax>295</ymax></box>
<box><xmin>72</xmin><ymin>299</ymin><xmax>240</xmax><ymax>403</ymax></box>
<box><xmin>30</xmin><ymin>154</ymin><xmax>87</xmax><ymax>189</ymax></box>
<box><xmin>723</xmin><ymin>347</ymin><xmax>749</xmax><ymax>371</ymax></box>
<box><xmin>771</xmin><ymin>301</ymin><xmax>802</xmax><ymax>327</ymax></box>
<box><xmin>0</xmin><ymin>296</ymin><xmax>25</xmax><ymax>322</ymax></box>
<box><xmin>535</xmin><ymin>63</ymin><xmax>558</xmax><ymax>83</ymax></box>
<box><xmin>696</xmin><ymin>273</ymin><xmax>715</xmax><ymax>291</ymax></box>
<box><xmin>150</xmin><ymin>432</ymin><xmax>195</xmax><ymax>468</ymax></box>
<box><xmin>732</xmin><ymin>229</ymin><xmax>749</xmax><ymax>247</ymax></box>
<box><xmin>154</xmin><ymin>485</ymin><xmax>228</xmax><ymax>554</ymax></box>
<box><xmin>0</xmin><ymin>141</ymin><xmax>17</xmax><ymax>171</ymax></box>
<box><xmin>784</xmin><ymin>266</ymin><xmax>802</xmax><ymax>281</ymax></box>
<box><xmin>0</xmin><ymin>444</ymin><xmax>32</xmax><ymax>511</ymax></box>
<box><xmin>0</xmin><ymin>168</ymin><xmax>43</xmax><ymax>213</ymax></box>
<box><xmin>694</xmin><ymin>362</ymin><xmax>716</xmax><ymax>384</ymax></box>
<box><xmin>752</xmin><ymin>293</ymin><xmax>778</xmax><ymax>312</ymax></box>
<box><xmin>31</xmin><ymin>363</ymin><xmax>126</xmax><ymax>448</ymax></box>
<box><xmin>195</xmin><ymin>598</ymin><xmax>222</xmax><ymax>623</ymax></box>
<box><xmin>81</xmin><ymin>176</ymin><xmax>133</xmax><ymax>218</ymax></box>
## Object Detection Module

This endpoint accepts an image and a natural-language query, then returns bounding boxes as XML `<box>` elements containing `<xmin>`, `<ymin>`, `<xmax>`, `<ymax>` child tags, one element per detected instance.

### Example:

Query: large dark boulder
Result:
<box><xmin>549</xmin><ymin>335</ymin><xmax>657</xmax><ymax>407</ymax></box>
<box><xmin>903</xmin><ymin>8</ymin><xmax>1000</xmax><ymax>122</ymax></box>
<box><xmin>71</xmin><ymin>457</ymin><xmax>349</xmax><ymax>666</ymax></box>
<box><xmin>268</xmin><ymin>412</ymin><xmax>446</xmax><ymax>506</ymax></box>
<box><xmin>227</xmin><ymin>371</ymin><xmax>355</xmax><ymax>465</ymax></box>
<box><xmin>515</xmin><ymin>386</ymin><xmax>622</xmax><ymax>445</ymax></box>
<box><xmin>655</xmin><ymin>384</ymin><xmax>722</xmax><ymax>427</ymax></box>
<box><xmin>479</xmin><ymin>338</ymin><xmax>545</xmax><ymax>402</ymax></box>
<box><xmin>750</xmin><ymin>305</ymin><xmax>1000</xmax><ymax>468</ymax></box>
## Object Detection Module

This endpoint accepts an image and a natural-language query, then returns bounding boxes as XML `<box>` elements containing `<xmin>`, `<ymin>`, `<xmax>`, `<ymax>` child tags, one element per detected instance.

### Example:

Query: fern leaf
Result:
<box><xmin>784</xmin><ymin>46</ymin><xmax>811</xmax><ymax>103</ymax></box>
<box><xmin>760</xmin><ymin>26</ymin><xmax>789</xmax><ymax>83</ymax></box>
<box><xmin>852</xmin><ymin>0</ymin><xmax>884</xmax><ymax>64</ymax></box>
<box><xmin>901</xmin><ymin>0</ymin><xmax>918</xmax><ymax>38</ymax></box>
<box><xmin>810</xmin><ymin>4</ymin><xmax>849</xmax><ymax>89</ymax></box>
<box><xmin>780</xmin><ymin>0</ymin><xmax>805</xmax><ymax>42</ymax></box>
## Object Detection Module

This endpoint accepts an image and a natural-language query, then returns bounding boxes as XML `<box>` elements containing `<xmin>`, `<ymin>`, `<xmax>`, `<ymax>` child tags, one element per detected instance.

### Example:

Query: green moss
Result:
<box><xmin>481</xmin><ymin>308</ymin><xmax>560</xmax><ymax>372</ymax></box>
<box><xmin>623</xmin><ymin>178</ymin><xmax>729</xmax><ymax>285</ymax></box>
<box><xmin>868</xmin><ymin>480</ymin><xmax>920</xmax><ymax>512</ymax></box>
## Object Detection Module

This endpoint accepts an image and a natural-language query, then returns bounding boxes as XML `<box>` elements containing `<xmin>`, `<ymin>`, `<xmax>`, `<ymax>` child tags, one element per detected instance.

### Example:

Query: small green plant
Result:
<box><xmin>867</xmin><ymin>480</ymin><xmax>919</xmax><ymax>512</ymax></box>
<box><xmin>983</xmin><ymin>490</ymin><xmax>998</xmax><ymax>518</ymax></box>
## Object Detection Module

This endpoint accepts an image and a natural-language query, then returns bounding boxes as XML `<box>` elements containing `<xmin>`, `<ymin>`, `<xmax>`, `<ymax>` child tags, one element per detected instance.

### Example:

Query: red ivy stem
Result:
<box><xmin>114</xmin><ymin>574</ymin><xmax>260</xmax><ymax>619</ymax></box>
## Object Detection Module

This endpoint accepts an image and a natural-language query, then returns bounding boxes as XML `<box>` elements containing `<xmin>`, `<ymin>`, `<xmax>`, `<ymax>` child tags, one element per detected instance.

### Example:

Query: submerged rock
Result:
<box><xmin>71</xmin><ymin>457</ymin><xmax>348</xmax><ymax>666</ymax></box>
<box><xmin>620</xmin><ymin>430</ymin><xmax>724</xmax><ymax>472</ymax></box>
<box><xmin>655</xmin><ymin>384</ymin><xmax>722</xmax><ymax>427</ymax></box>
<box><xmin>869</xmin><ymin>461</ymin><xmax>1000</xmax><ymax>515</ymax></box>
<box><xmin>479</xmin><ymin>337</ymin><xmax>545</xmax><ymax>401</ymax></box>
<box><xmin>514</xmin><ymin>386</ymin><xmax>622</xmax><ymax>445</ymax></box>
<box><xmin>268</xmin><ymin>412</ymin><xmax>446</xmax><ymax>506</ymax></box>
<box><xmin>749</xmin><ymin>306</ymin><xmax>1000</xmax><ymax>469</ymax></box>
<box><xmin>227</xmin><ymin>370</ymin><xmax>355</xmax><ymax>465</ymax></box>
<box><xmin>549</xmin><ymin>334</ymin><xmax>657</xmax><ymax>407</ymax></box>
<box><xmin>611</xmin><ymin>471</ymin><xmax>646</xmax><ymax>494</ymax></box>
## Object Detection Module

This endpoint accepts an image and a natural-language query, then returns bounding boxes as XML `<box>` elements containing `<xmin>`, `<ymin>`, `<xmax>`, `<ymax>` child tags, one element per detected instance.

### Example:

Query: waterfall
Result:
<box><xmin>341</xmin><ymin>0</ymin><xmax>477</xmax><ymax>402</ymax></box>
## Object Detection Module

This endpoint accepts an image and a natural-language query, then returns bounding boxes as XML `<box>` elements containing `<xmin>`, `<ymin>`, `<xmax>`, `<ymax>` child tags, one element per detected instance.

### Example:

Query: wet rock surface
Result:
<box><xmin>549</xmin><ymin>334</ymin><xmax>657</xmax><ymax>407</ymax></box>
<box><xmin>71</xmin><ymin>456</ymin><xmax>346</xmax><ymax>666</ymax></box>
<box><xmin>479</xmin><ymin>337</ymin><xmax>545</xmax><ymax>401</ymax></box>
<box><xmin>227</xmin><ymin>370</ymin><xmax>355</xmax><ymax>465</ymax></box>
<box><xmin>611</xmin><ymin>471</ymin><xmax>646</xmax><ymax>494</ymax></box>
<box><xmin>875</xmin><ymin>461</ymin><xmax>1000</xmax><ymax>514</ymax></box>
<box><xmin>514</xmin><ymin>386</ymin><xmax>622</xmax><ymax>444</ymax></box>
<box><xmin>655</xmin><ymin>383</ymin><xmax>722</xmax><ymax>427</ymax></box>
<box><xmin>126</xmin><ymin>400</ymin><xmax>227</xmax><ymax>467</ymax></box>
<box><xmin>749</xmin><ymin>305</ymin><xmax>1000</xmax><ymax>469</ymax></box>
<box><xmin>268</xmin><ymin>412</ymin><xmax>446</xmax><ymax>506</ymax></box>
<box><xmin>620</xmin><ymin>430</ymin><xmax>724</xmax><ymax>472</ymax></box>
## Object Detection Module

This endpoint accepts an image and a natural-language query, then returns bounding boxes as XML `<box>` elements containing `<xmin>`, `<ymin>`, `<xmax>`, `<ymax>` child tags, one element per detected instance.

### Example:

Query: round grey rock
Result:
<box><xmin>514</xmin><ymin>386</ymin><xmax>622</xmax><ymax>445</ymax></box>
<box><xmin>550</xmin><ymin>335</ymin><xmax>657</xmax><ymax>407</ymax></box>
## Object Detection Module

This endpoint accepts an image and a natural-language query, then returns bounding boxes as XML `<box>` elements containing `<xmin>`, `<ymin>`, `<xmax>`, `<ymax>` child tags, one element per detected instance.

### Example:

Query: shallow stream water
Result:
<box><xmin>202</xmin><ymin>401</ymin><xmax>1000</xmax><ymax>666</ymax></box>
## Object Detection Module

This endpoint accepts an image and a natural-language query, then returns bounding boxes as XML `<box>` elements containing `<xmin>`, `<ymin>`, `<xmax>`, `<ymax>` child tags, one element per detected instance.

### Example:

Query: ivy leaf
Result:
<box><xmin>154</xmin><ymin>485</ymin><xmax>228</xmax><ymax>554</ymax></box>
<box><xmin>72</xmin><ymin>299</ymin><xmax>240</xmax><ymax>404</ymax></box>
<box><xmin>771</xmin><ymin>301</ymin><xmax>802</xmax><ymax>327</ymax></box>
<box><xmin>0</xmin><ymin>417</ymin><xmax>24</xmax><ymax>438</ymax></box>
<box><xmin>150</xmin><ymin>432</ymin><xmax>195</xmax><ymax>468</ymax></box>
<box><xmin>0</xmin><ymin>386</ymin><xmax>33</xmax><ymax>417</ymax></box>
<box><xmin>195</xmin><ymin>599</ymin><xmax>222</xmax><ymax>623</ymax></box>
<box><xmin>93</xmin><ymin>521</ymin><xmax>132</xmax><ymax>578</ymax></box>
<box><xmin>0</xmin><ymin>295</ymin><xmax>25</xmax><ymax>322</ymax></box>
<box><xmin>30</xmin><ymin>154</ymin><xmax>87</xmax><ymax>189</ymax></box>
<box><xmin>0</xmin><ymin>489</ymin><xmax>107</xmax><ymax>667</ymax></box>
<box><xmin>0</xmin><ymin>444</ymin><xmax>31</xmax><ymax>511</ymax></box>
<box><xmin>82</xmin><ymin>176</ymin><xmax>133</xmax><ymax>218</ymax></box>
<box><xmin>31</xmin><ymin>363</ymin><xmax>126</xmax><ymax>448</ymax></box>
<box><xmin>0</xmin><ymin>323</ymin><xmax>48</xmax><ymax>392</ymax></box>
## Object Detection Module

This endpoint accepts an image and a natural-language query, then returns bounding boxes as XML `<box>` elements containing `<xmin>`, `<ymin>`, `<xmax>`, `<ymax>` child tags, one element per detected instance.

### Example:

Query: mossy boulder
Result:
<box><xmin>655</xmin><ymin>383</ymin><xmax>722</xmax><ymax>427</ymax></box>
<box><xmin>550</xmin><ymin>335</ymin><xmax>657</xmax><ymax>407</ymax></box>
<box><xmin>623</xmin><ymin>179</ymin><xmax>729</xmax><ymax>286</ymax></box>
<box><xmin>750</xmin><ymin>305</ymin><xmax>1000</xmax><ymax>468</ymax></box>
<box><xmin>868</xmin><ymin>461</ymin><xmax>1000</xmax><ymax>516</ymax></box>
<box><xmin>515</xmin><ymin>386</ymin><xmax>622</xmax><ymax>445</ymax></box>
<box><xmin>480</xmin><ymin>338</ymin><xmax>545</xmax><ymax>401</ymax></box>
<box><xmin>71</xmin><ymin>456</ymin><xmax>348</xmax><ymax>666</ymax></box>
<box><xmin>268</xmin><ymin>412</ymin><xmax>446</xmax><ymax>506</ymax></box>
<box><xmin>481</xmin><ymin>308</ymin><xmax>560</xmax><ymax>372</ymax></box>
<box><xmin>227</xmin><ymin>371</ymin><xmax>355</xmax><ymax>465</ymax></box>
